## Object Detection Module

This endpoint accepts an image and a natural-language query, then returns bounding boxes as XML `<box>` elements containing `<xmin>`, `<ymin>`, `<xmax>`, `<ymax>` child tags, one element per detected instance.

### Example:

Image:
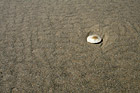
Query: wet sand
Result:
<box><xmin>0</xmin><ymin>0</ymin><xmax>140</xmax><ymax>93</ymax></box>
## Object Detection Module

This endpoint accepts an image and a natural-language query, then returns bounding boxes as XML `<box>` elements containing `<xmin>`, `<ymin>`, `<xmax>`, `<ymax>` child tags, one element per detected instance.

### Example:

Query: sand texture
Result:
<box><xmin>0</xmin><ymin>0</ymin><xmax>140</xmax><ymax>93</ymax></box>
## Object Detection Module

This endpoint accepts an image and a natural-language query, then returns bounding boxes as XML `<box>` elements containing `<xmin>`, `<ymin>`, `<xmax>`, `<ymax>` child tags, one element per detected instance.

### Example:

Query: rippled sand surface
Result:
<box><xmin>0</xmin><ymin>0</ymin><xmax>140</xmax><ymax>93</ymax></box>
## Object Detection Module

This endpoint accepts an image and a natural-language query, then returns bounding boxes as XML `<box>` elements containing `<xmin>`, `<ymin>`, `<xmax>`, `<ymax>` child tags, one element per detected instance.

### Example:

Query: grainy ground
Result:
<box><xmin>0</xmin><ymin>0</ymin><xmax>140</xmax><ymax>93</ymax></box>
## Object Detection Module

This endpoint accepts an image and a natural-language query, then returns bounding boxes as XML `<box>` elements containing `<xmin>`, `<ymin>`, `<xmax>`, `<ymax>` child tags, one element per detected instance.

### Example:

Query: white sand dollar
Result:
<box><xmin>87</xmin><ymin>34</ymin><xmax>102</xmax><ymax>44</ymax></box>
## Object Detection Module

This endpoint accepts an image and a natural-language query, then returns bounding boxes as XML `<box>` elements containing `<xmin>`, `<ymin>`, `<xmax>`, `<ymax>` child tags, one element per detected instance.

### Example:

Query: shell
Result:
<box><xmin>87</xmin><ymin>34</ymin><xmax>102</xmax><ymax>44</ymax></box>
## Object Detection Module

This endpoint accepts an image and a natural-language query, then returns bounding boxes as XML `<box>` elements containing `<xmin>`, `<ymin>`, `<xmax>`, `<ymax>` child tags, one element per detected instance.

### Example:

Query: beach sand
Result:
<box><xmin>0</xmin><ymin>0</ymin><xmax>140</xmax><ymax>93</ymax></box>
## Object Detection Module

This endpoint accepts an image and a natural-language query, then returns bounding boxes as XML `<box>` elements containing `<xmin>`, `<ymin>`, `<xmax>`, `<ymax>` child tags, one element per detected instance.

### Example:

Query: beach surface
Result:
<box><xmin>0</xmin><ymin>0</ymin><xmax>140</xmax><ymax>93</ymax></box>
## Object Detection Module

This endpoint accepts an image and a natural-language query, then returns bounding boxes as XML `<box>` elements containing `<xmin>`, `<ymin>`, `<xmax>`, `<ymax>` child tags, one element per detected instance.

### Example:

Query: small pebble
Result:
<box><xmin>87</xmin><ymin>34</ymin><xmax>102</xmax><ymax>44</ymax></box>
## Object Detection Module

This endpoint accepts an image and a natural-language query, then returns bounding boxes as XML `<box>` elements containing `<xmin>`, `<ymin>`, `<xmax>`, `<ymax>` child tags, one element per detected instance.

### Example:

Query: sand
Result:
<box><xmin>0</xmin><ymin>0</ymin><xmax>140</xmax><ymax>93</ymax></box>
